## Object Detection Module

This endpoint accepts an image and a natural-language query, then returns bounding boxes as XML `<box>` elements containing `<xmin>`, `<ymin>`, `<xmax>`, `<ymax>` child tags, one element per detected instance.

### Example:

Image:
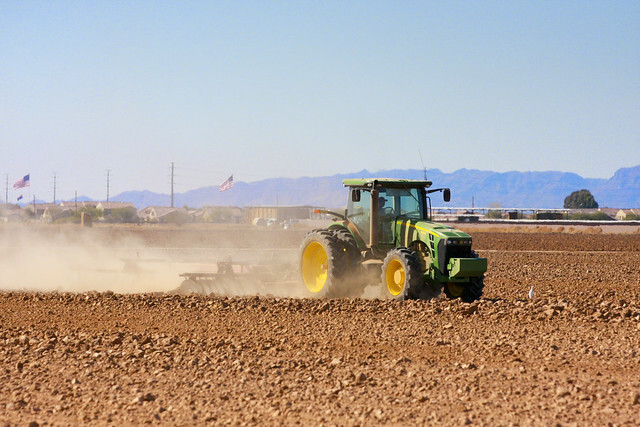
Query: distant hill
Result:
<box><xmin>111</xmin><ymin>165</ymin><xmax>640</xmax><ymax>209</ymax></box>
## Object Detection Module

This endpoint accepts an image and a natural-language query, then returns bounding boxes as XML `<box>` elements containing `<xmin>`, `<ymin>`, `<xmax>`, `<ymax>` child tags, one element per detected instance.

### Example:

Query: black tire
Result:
<box><xmin>444</xmin><ymin>276</ymin><xmax>484</xmax><ymax>302</ymax></box>
<box><xmin>330</xmin><ymin>227</ymin><xmax>359</xmax><ymax>256</ymax></box>
<box><xmin>329</xmin><ymin>227</ymin><xmax>365</xmax><ymax>296</ymax></box>
<box><xmin>380</xmin><ymin>248</ymin><xmax>424</xmax><ymax>300</ymax></box>
<box><xmin>443</xmin><ymin>251</ymin><xmax>485</xmax><ymax>302</ymax></box>
<box><xmin>299</xmin><ymin>229</ymin><xmax>348</xmax><ymax>298</ymax></box>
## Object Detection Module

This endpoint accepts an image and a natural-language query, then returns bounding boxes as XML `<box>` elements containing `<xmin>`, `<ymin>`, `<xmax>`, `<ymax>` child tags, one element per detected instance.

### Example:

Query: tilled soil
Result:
<box><xmin>1</xmin><ymin>230</ymin><xmax>640</xmax><ymax>425</ymax></box>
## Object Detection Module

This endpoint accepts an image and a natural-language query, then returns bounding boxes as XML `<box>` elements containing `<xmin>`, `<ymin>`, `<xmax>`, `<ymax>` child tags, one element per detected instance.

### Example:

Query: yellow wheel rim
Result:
<box><xmin>448</xmin><ymin>283</ymin><xmax>465</xmax><ymax>297</ymax></box>
<box><xmin>385</xmin><ymin>259</ymin><xmax>405</xmax><ymax>296</ymax></box>
<box><xmin>301</xmin><ymin>241</ymin><xmax>328</xmax><ymax>293</ymax></box>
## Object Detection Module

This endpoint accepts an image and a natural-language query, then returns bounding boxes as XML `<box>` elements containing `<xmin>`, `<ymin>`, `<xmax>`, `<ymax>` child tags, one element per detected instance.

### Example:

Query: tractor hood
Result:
<box><xmin>394</xmin><ymin>218</ymin><xmax>472</xmax><ymax>244</ymax></box>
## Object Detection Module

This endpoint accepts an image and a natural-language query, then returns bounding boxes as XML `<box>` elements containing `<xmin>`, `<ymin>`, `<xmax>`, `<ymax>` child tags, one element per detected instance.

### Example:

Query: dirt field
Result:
<box><xmin>1</xmin><ymin>224</ymin><xmax>639</xmax><ymax>425</ymax></box>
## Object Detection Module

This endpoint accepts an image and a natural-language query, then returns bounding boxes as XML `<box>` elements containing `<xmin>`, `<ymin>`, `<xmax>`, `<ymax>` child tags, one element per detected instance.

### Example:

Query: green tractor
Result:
<box><xmin>299</xmin><ymin>178</ymin><xmax>487</xmax><ymax>301</ymax></box>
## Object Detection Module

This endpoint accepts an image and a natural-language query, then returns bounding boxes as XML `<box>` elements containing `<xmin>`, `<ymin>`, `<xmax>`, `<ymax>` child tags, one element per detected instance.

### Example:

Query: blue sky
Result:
<box><xmin>1</xmin><ymin>1</ymin><xmax>639</xmax><ymax>202</ymax></box>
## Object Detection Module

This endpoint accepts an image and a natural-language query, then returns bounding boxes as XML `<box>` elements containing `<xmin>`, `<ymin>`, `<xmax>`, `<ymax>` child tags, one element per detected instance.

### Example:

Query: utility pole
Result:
<box><xmin>418</xmin><ymin>150</ymin><xmax>427</xmax><ymax>181</ymax></box>
<box><xmin>5</xmin><ymin>174</ymin><xmax>8</xmax><ymax>204</ymax></box>
<box><xmin>106</xmin><ymin>170</ymin><xmax>110</xmax><ymax>202</ymax></box>
<box><xmin>53</xmin><ymin>173</ymin><xmax>57</xmax><ymax>204</ymax></box>
<box><xmin>75</xmin><ymin>191</ymin><xmax>78</xmax><ymax>212</ymax></box>
<box><xmin>170</xmin><ymin>162</ymin><xmax>174</xmax><ymax>208</ymax></box>
<box><xmin>33</xmin><ymin>195</ymin><xmax>36</xmax><ymax>222</ymax></box>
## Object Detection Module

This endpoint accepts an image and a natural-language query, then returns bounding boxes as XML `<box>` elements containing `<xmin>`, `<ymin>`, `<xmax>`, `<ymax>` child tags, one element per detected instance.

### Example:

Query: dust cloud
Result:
<box><xmin>0</xmin><ymin>224</ymin><xmax>309</xmax><ymax>297</ymax></box>
<box><xmin>0</xmin><ymin>225</ymin><xmax>184</xmax><ymax>294</ymax></box>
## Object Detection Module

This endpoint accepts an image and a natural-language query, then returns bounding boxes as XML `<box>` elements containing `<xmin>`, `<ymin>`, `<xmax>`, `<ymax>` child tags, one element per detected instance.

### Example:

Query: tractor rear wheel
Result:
<box><xmin>330</xmin><ymin>227</ymin><xmax>365</xmax><ymax>296</ymax></box>
<box><xmin>330</xmin><ymin>227</ymin><xmax>359</xmax><ymax>260</ymax></box>
<box><xmin>380</xmin><ymin>248</ymin><xmax>423</xmax><ymax>300</ymax></box>
<box><xmin>299</xmin><ymin>230</ymin><xmax>348</xmax><ymax>297</ymax></box>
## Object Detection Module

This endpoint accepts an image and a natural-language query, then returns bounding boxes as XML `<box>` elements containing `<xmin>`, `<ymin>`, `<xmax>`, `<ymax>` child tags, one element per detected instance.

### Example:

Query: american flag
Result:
<box><xmin>219</xmin><ymin>175</ymin><xmax>234</xmax><ymax>192</ymax></box>
<box><xmin>13</xmin><ymin>174</ymin><xmax>30</xmax><ymax>189</ymax></box>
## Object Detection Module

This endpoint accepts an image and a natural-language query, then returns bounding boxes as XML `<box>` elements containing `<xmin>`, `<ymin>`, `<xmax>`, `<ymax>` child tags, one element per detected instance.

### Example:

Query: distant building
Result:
<box><xmin>138</xmin><ymin>206</ymin><xmax>192</xmax><ymax>224</ymax></box>
<box><xmin>59</xmin><ymin>200</ymin><xmax>100</xmax><ymax>209</ymax></box>
<box><xmin>23</xmin><ymin>203</ymin><xmax>60</xmax><ymax>220</ymax></box>
<box><xmin>533</xmin><ymin>211</ymin><xmax>565</xmax><ymax>220</ymax></box>
<box><xmin>615</xmin><ymin>209</ymin><xmax>638</xmax><ymax>220</ymax></box>
<box><xmin>245</xmin><ymin>206</ymin><xmax>320</xmax><ymax>225</ymax></box>
<box><xmin>192</xmin><ymin>206</ymin><xmax>244</xmax><ymax>223</ymax></box>
<box><xmin>96</xmin><ymin>201</ymin><xmax>137</xmax><ymax>216</ymax></box>
<box><xmin>595</xmin><ymin>208</ymin><xmax>618</xmax><ymax>219</ymax></box>
<box><xmin>42</xmin><ymin>206</ymin><xmax>74</xmax><ymax>223</ymax></box>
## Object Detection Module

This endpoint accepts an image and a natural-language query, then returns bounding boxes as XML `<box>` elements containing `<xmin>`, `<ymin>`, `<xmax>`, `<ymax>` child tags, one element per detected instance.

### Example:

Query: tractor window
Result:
<box><xmin>399</xmin><ymin>189</ymin><xmax>424</xmax><ymax>218</ymax></box>
<box><xmin>347</xmin><ymin>189</ymin><xmax>371</xmax><ymax>243</ymax></box>
<box><xmin>383</xmin><ymin>187</ymin><xmax>425</xmax><ymax>219</ymax></box>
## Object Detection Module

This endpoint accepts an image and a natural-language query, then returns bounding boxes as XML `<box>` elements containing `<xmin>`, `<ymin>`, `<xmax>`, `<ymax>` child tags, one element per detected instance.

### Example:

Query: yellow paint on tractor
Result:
<box><xmin>301</xmin><ymin>241</ymin><xmax>328</xmax><ymax>293</ymax></box>
<box><xmin>385</xmin><ymin>259</ymin><xmax>405</xmax><ymax>296</ymax></box>
<box><xmin>402</xmin><ymin>222</ymin><xmax>441</xmax><ymax>238</ymax></box>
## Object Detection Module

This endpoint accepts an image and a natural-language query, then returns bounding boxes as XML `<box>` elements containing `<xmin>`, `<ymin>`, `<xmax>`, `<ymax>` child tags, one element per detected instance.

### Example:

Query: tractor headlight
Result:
<box><xmin>446</xmin><ymin>239</ymin><xmax>471</xmax><ymax>246</ymax></box>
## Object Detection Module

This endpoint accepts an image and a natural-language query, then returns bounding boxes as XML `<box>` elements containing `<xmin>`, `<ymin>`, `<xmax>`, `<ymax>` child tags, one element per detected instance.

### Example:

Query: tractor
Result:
<box><xmin>299</xmin><ymin>178</ymin><xmax>487</xmax><ymax>301</ymax></box>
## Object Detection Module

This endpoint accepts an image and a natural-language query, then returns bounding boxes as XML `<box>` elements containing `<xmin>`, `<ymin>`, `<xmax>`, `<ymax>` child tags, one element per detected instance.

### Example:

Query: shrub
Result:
<box><xmin>486</xmin><ymin>210</ymin><xmax>502</xmax><ymax>219</ymax></box>
<box><xmin>568</xmin><ymin>211</ymin><xmax>613</xmax><ymax>221</ymax></box>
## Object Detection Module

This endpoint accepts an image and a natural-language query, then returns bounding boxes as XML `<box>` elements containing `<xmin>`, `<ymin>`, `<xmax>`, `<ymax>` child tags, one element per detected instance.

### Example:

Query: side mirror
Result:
<box><xmin>443</xmin><ymin>188</ymin><xmax>451</xmax><ymax>202</ymax></box>
<box><xmin>352</xmin><ymin>189</ymin><xmax>361</xmax><ymax>202</ymax></box>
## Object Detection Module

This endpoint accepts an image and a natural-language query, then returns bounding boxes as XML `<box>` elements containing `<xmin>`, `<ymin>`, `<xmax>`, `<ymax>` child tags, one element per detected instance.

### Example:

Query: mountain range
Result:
<box><xmin>107</xmin><ymin>164</ymin><xmax>640</xmax><ymax>210</ymax></box>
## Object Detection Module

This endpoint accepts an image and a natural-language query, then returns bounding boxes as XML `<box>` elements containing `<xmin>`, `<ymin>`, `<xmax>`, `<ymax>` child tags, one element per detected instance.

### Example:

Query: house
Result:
<box><xmin>596</xmin><ymin>208</ymin><xmax>618</xmax><ymax>219</ymax></box>
<box><xmin>138</xmin><ymin>206</ymin><xmax>192</xmax><ymax>224</ymax></box>
<box><xmin>93</xmin><ymin>202</ymin><xmax>138</xmax><ymax>222</ymax></box>
<box><xmin>82</xmin><ymin>201</ymin><xmax>100</xmax><ymax>209</ymax></box>
<box><xmin>95</xmin><ymin>202</ymin><xmax>136</xmax><ymax>213</ymax></box>
<box><xmin>59</xmin><ymin>200</ymin><xmax>100</xmax><ymax>209</ymax></box>
<box><xmin>22</xmin><ymin>203</ymin><xmax>60</xmax><ymax>220</ymax></box>
<box><xmin>615</xmin><ymin>209</ymin><xmax>638</xmax><ymax>220</ymax></box>
<box><xmin>42</xmin><ymin>206</ymin><xmax>74</xmax><ymax>223</ymax></box>
<box><xmin>193</xmin><ymin>206</ymin><xmax>244</xmax><ymax>223</ymax></box>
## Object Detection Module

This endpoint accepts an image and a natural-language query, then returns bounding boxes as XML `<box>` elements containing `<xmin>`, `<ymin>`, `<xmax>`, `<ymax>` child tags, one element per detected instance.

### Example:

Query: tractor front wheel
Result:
<box><xmin>443</xmin><ymin>276</ymin><xmax>484</xmax><ymax>302</ymax></box>
<box><xmin>443</xmin><ymin>250</ymin><xmax>485</xmax><ymax>302</ymax></box>
<box><xmin>299</xmin><ymin>230</ymin><xmax>347</xmax><ymax>297</ymax></box>
<box><xmin>380</xmin><ymin>248</ymin><xmax>423</xmax><ymax>300</ymax></box>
